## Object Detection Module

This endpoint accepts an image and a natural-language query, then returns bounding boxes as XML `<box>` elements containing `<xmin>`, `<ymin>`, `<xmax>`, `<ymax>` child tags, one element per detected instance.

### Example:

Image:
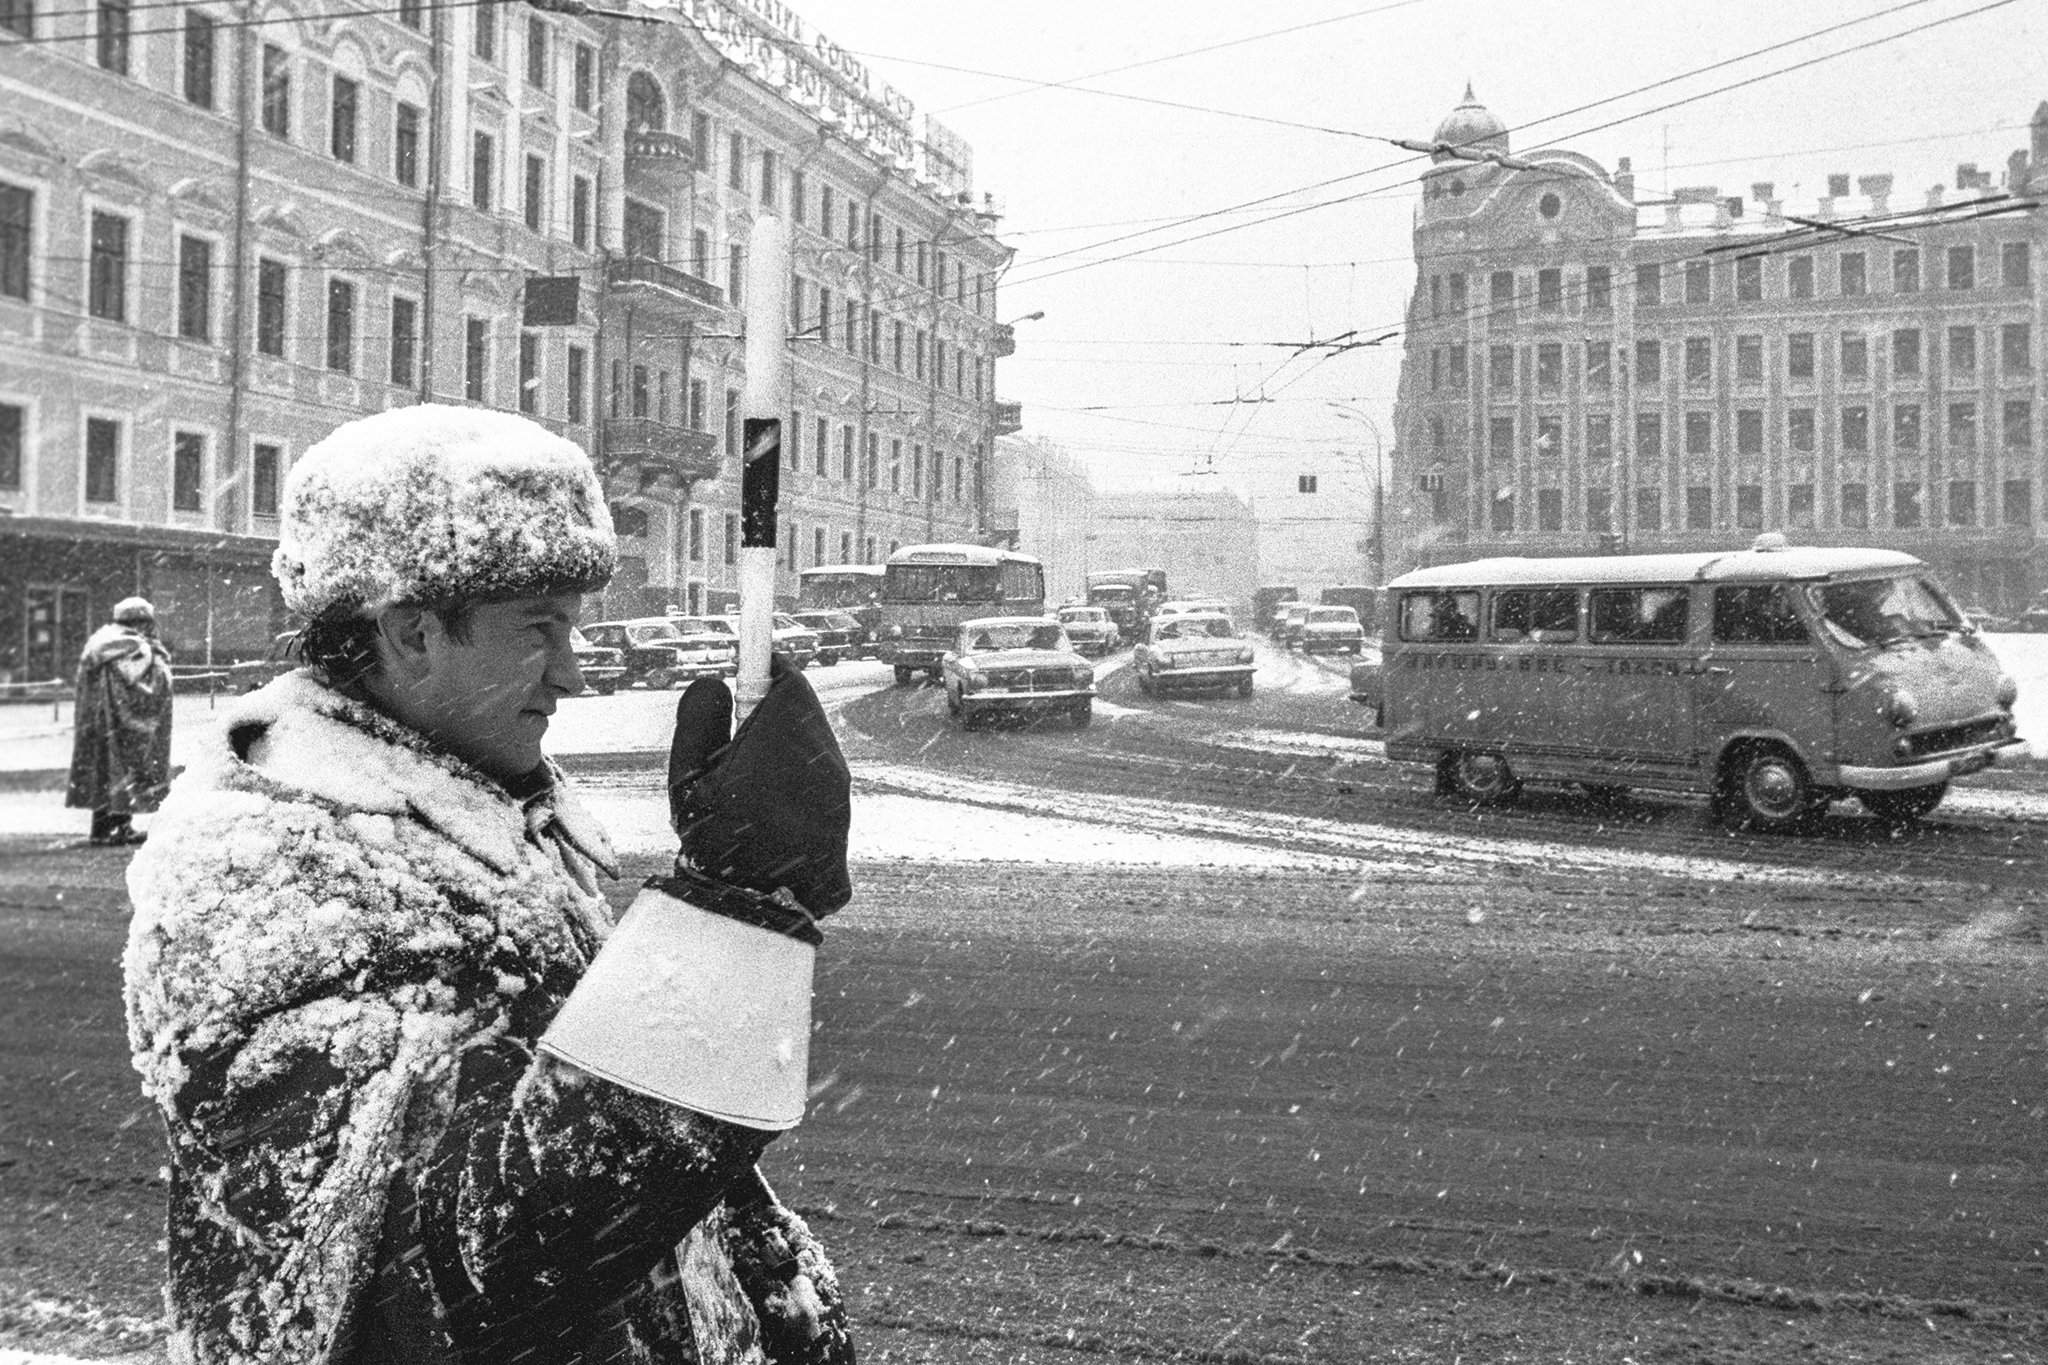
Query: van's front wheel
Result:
<box><xmin>1439</xmin><ymin>749</ymin><xmax>1521</xmax><ymax>805</ymax></box>
<box><xmin>1860</xmin><ymin>782</ymin><xmax>1947</xmax><ymax>823</ymax></box>
<box><xmin>1719</xmin><ymin>744</ymin><xmax>1820</xmax><ymax>833</ymax></box>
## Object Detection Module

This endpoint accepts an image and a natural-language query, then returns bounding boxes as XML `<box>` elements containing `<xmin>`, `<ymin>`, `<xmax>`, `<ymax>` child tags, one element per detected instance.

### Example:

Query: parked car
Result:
<box><xmin>569</xmin><ymin>625</ymin><xmax>626</xmax><ymax>695</ymax></box>
<box><xmin>2025</xmin><ymin>593</ymin><xmax>2048</xmax><ymax>633</ymax></box>
<box><xmin>1297</xmin><ymin>605</ymin><xmax>1367</xmax><ymax>654</ymax></box>
<box><xmin>1055</xmin><ymin>604</ymin><xmax>1121</xmax><ymax>657</ymax></box>
<box><xmin>1152</xmin><ymin>597</ymin><xmax>1234</xmax><ymax>624</ymax></box>
<box><xmin>1133</xmin><ymin>613</ymin><xmax>1256</xmax><ymax>697</ymax></box>
<box><xmin>581</xmin><ymin>618</ymin><xmax>735</xmax><ymax>689</ymax></box>
<box><xmin>1959</xmin><ymin>605</ymin><xmax>2022</xmax><ymax>633</ymax></box>
<box><xmin>941</xmin><ymin>616</ymin><xmax>1096</xmax><ymax>729</ymax></box>
<box><xmin>790</xmin><ymin>610</ymin><xmax>862</xmax><ymax>665</ymax></box>
<box><xmin>1275</xmin><ymin>601</ymin><xmax>1313</xmax><ymax>648</ymax></box>
<box><xmin>714</xmin><ymin>612</ymin><xmax>821</xmax><ymax>668</ymax></box>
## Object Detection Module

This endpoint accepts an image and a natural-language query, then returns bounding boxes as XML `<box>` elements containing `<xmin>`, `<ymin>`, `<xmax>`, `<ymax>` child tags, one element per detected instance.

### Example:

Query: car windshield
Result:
<box><xmin>966</xmin><ymin>622</ymin><xmax>1069</xmax><ymax>652</ymax></box>
<box><xmin>570</xmin><ymin>627</ymin><xmax>596</xmax><ymax>649</ymax></box>
<box><xmin>1060</xmin><ymin>609</ymin><xmax>1105</xmax><ymax>623</ymax></box>
<box><xmin>1155</xmin><ymin>617</ymin><xmax>1239</xmax><ymax>641</ymax></box>
<box><xmin>1309</xmin><ymin>608</ymin><xmax>1357</xmax><ymax>624</ymax></box>
<box><xmin>1811</xmin><ymin>575</ymin><xmax>1961</xmax><ymax>648</ymax></box>
<box><xmin>626</xmin><ymin>623</ymin><xmax>683</xmax><ymax>645</ymax></box>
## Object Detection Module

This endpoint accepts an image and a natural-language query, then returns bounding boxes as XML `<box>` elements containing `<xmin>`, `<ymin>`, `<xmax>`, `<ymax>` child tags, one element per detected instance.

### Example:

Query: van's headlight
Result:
<box><xmin>1881</xmin><ymin>685</ymin><xmax>1919</xmax><ymax>728</ymax></box>
<box><xmin>887</xmin><ymin>625</ymin><xmax>904</xmax><ymax>639</ymax></box>
<box><xmin>1236</xmin><ymin>648</ymin><xmax>1254</xmax><ymax>664</ymax></box>
<box><xmin>1995</xmin><ymin>673</ymin><xmax>2018</xmax><ymax>709</ymax></box>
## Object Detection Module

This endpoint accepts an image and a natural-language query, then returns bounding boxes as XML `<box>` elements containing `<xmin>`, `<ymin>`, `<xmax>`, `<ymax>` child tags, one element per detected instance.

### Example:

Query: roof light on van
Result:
<box><xmin>1751</xmin><ymin>532</ymin><xmax>1790</xmax><ymax>553</ymax></box>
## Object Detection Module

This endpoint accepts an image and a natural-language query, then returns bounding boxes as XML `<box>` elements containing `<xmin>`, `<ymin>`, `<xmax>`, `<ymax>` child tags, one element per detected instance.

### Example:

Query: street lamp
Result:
<box><xmin>1328</xmin><ymin>402</ymin><xmax>1387</xmax><ymax>584</ymax></box>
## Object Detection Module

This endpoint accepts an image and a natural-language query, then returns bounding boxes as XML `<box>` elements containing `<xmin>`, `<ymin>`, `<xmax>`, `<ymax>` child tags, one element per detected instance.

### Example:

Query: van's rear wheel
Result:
<box><xmin>1719</xmin><ymin>743</ymin><xmax>1819</xmax><ymax>833</ymax></box>
<box><xmin>1439</xmin><ymin>749</ymin><xmax>1520</xmax><ymax>805</ymax></box>
<box><xmin>1860</xmin><ymin>782</ymin><xmax>1947</xmax><ymax>823</ymax></box>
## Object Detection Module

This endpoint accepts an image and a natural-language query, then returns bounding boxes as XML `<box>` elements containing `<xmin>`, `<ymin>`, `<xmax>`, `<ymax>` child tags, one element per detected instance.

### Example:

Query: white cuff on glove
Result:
<box><xmin>539</xmin><ymin>881</ymin><xmax>815</xmax><ymax>1130</ymax></box>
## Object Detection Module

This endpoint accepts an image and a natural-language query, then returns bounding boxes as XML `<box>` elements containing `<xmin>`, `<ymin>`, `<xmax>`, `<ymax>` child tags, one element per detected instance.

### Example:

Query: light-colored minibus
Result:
<box><xmin>1377</xmin><ymin>539</ymin><xmax>2021</xmax><ymax>830</ymax></box>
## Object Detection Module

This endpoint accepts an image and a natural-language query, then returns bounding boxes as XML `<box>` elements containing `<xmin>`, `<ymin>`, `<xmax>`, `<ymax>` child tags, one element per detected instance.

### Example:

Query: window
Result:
<box><xmin>573</xmin><ymin>43</ymin><xmax>594</xmax><ymax>111</ymax></box>
<box><xmin>1488</xmin><ymin>416</ymin><xmax>1514</xmax><ymax>464</ymax></box>
<box><xmin>1736</xmin><ymin>409</ymin><xmax>1763</xmax><ymax>456</ymax></box>
<box><xmin>1586</xmin><ymin>487</ymin><xmax>1612</xmax><ymax>532</ymax></box>
<box><xmin>1893</xmin><ymin>481</ymin><xmax>1922</xmax><ymax>528</ymax></box>
<box><xmin>2004</xmin><ymin>399</ymin><xmax>2032</xmax><ymax>450</ymax></box>
<box><xmin>571</xmin><ymin>175</ymin><xmax>590</xmax><ymax>249</ymax></box>
<box><xmin>172</xmin><ymin>430</ymin><xmax>204</xmax><ymax>511</ymax></box>
<box><xmin>687</xmin><ymin>508</ymin><xmax>704</xmax><ymax>562</ymax></box>
<box><xmin>88</xmin><ymin>211</ymin><xmax>127</xmax><ymax>322</ymax></box>
<box><xmin>1685</xmin><ymin>485</ymin><xmax>1712</xmax><ymax>531</ymax></box>
<box><xmin>256</xmin><ymin>257</ymin><xmax>286</xmax><ymax>356</ymax></box>
<box><xmin>1447</xmin><ymin>272</ymin><xmax>1467</xmax><ymax>313</ymax></box>
<box><xmin>687</xmin><ymin>378</ymin><xmax>705</xmax><ymax>430</ymax></box>
<box><xmin>0</xmin><ymin>403</ymin><xmax>19</xmax><ymax>489</ymax></box>
<box><xmin>472</xmin><ymin>132</ymin><xmax>495</xmax><ymax>211</ymax></box>
<box><xmin>84</xmin><ymin>416</ymin><xmax>119</xmax><ymax>503</ymax></box>
<box><xmin>630</xmin><ymin>364</ymin><xmax>647</xmax><ymax>418</ymax></box>
<box><xmin>1447</xmin><ymin>344</ymin><xmax>1467</xmax><ymax>388</ymax></box>
<box><xmin>724</xmin><ymin>388</ymin><xmax>740</xmax><ymax>460</ymax></box>
<box><xmin>1787</xmin><ymin>255</ymin><xmax>1812</xmax><ymax>299</ymax></box>
<box><xmin>839</xmin><ymin>425</ymin><xmax>853</xmax><ymax>481</ymax></box>
<box><xmin>1947</xmin><ymin>401</ymin><xmax>1976</xmax><ymax>455</ymax></box>
<box><xmin>397</xmin><ymin>0</ymin><xmax>420</xmax><ymax>27</ymax></box>
<box><xmin>813</xmin><ymin>527</ymin><xmax>826</xmax><ymax>567</ymax></box>
<box><xmin>1684</xmin><ymin>411</ymin><xmax>1711</xmax><ymax>457</ymax></box>
<box><xmin>1634</xmin><ymin>338</ymin><xmax>1660</xmax><ymax>385</ymax></box>
<box><xmin>727</xmin><ymin>244</ymin><xmax>743</xmax><ymax>307</ymax></box>
<box><xmin>1839</xmin><ymin>252</ymin><xmax>1866</xmax><ymax>296</ymax></box>
<box><xmin>1635</xmin><ymin>412</ymin><xmax>1662</xmax><ymax>464</ymax></box>
<box><xmin>473</xmin><ymin>0</ymin><xmax>496</xmax><ymax>60</ymax></box>
<box><xmin>251</xmin><ymin>442</ymin><xmax>279</xmax><ymax>516</ymax></box>
<box><xmin>523</xmin><ymin>154</ymin><xmax>545</xmax><ymax>231</ymax></box>
<box><xmin>1840</xmin><ymin>482</ymin><xmax>1868</xmax><ymax>530</ymax></box>
<box><xmin>0</xmin><ymin>0</ymin><xmax>29</xmax><ymax>37</ymax></box>
<box><xmin>789</xmin><ymin>170</ymin><xmax>805</xmax><ymax>223</ymax></box>
<box><xmin>1589</xmin><ymin>586</ymin><xmax>1689</xmax><ymax>643</ymax></box>
<box><xmin>1787</xmin><ymin>332</ymin><xmax>1814</xmax><ymax>381</ymax></box>
<box><xmin>1297</xmin><ymin>473</ymin><xmax>1318</xmax><ymax>494</ymax></box>
<box><xmin>1788</xmin><ymin>408</ymin><xmax>1816</xmax><ymax>453</ymax></box>
<box><xmin>1536</xmin><ymin>342</ymin><xmax>1561</xmax><ymax>392</ymax></box>
<box><xmin>1399</xmin><ymin>590</ymin><xmax>1479</xmax><ymax>642</ymax></box>
<box><xmin>1713</xmin><ymin>586</ymin><xmax>1808</xmax><ymax>645</ymax></box>
<box><xmin>1841</xmin><ymin>405</ymin><xmax>1869</xmax><ymax>456</ymax></box>
<box><xmin>260</xmin><ymin>44</ymin><xmax>290</xmax><ymax>137</ymax></box>
<box><xmin>1948</xmin><ymin>480</ymin><xmax>1976</xmax><ymax>526</ymax></box>
<box><xmin>814</xmin><ymin>416</ymin><xmax>827</xmax><ymax>477</ymax></box>
<box><xmin>1892</xmin><ymin>328</ymin><xmax>1920</xmax><ymax>378</ymax></box>
<box><xmin>863</xmin><ymin>432</ymin><xmax>878</xmax><ymax>488</ymax></box>
<box><xmin>1684</xmin><ymin>259</ymin><xmax>1711</xmax><ymax>304</ymax></box>
<box><xmin>395</xmin><ymin>102</ymin><xmax>421</xmax><ymax>186</ymax></box>
<box><xmin>1490</xmin><ymin>270</ymin><xmax>1513</xmax><ymax>309</ymax></box>
<box><xmin>727</xmin><ymin>130</ymin><xmax>743</xmax><ymax>190</ymax></box>
<box><xmin>721</xmin><ymin>512</ymin><xmax>738</xmax><ymax>565</ymax></box>
<box><xmin>1634</xmin><ymin>261</ymin><xmax>1661</xmax><ymax>307</ymax></box>
<box><xmin>525</xmin><ymin>16</ymin><xmax>547</xmax><ymax>87</ymax></box>
<box><xmin>1787</xmin><ymin>483</ymin><xmax>1815</xmax><ymax>530</ymax></box>
<box><xmin>1635</xmin><ymin>485</ymin><xmax>1662</xmax><ymax>532</ymax></box>
<box><xmin>1735</xmin><ymin>483</ymin><xmax>1763</xmax><ymax>529</ymax></box>
<box><xmin>97</xmin><ymin>0</ymin><xmax>129</xmax><ymax>73</ymax></box>
<box><xmin>1735</xmin><ymin>334</ymin><xmax>1762</xmax><ymax>382</ymax></box>
<box><xmin>2001</xmin><ymin>323</ymin><xmax>2032</xmax><ymax>375</ymax></box>
<box><xmin>325</xmin><ymin>278</ymin><xmax>354</xmax><ymax>373</ymax></box>
<box><xmin>176</xmin><ymin>235</ymin><xmax>211</xmax><ymax>342</ymax></box>
<box><xmin>1893</xmin><ymin>403</ymin><xmax>1921</xmax><ymax>453</ymax></box>
<box><xmin>1586</xmin><ymin>341</ymin><xmax>1611</xmax><ymax>388</ymax></box>
<box><xmin>1488</xmin><ymin>344</ymin><xmax>1514</xmax><ymax>394</ymax></box>
<box><xmin>1946</xmin><ymin>245</ymin><xmax>1974</xmax><ymax>290</ymax></box>
<box><xmin>1948</xmin><ymin>325</ymin><xmax>1977</xmax><ymax>381</ymax></box>
<box><xmin>389</xmin><ymin>296</ymin><xmax>416</xmax><ymax>386</ymax></box>
<box><xmin>330</xmin><ymin>76</ymin><xmax>358</xmax><ymax>162</ymax></box>
<box><xmin>464</xmin><ymin>317</ymin><xmax>487</xmax><ymax>401</ymax></box>
<box><xmin>2001</xmin><ymin>241</ymin><xmax>2031</xmax><ymax>290</ymax></box>
<box><xmin>1735</xmin><ymin>255</ymin><xmax>1761</xmax><ymax>301</ymax></box>
<box><xmin>2004</xmin><ymin>479</ymin><xmax>2032</xmax><ymax>527</ymax></box>
<box><xmin>1536</xmin><ymin>267</ymin><xmax>1561</xmax><ymax>313</ymax></box>
<box><xmin>183</xmin><ymin>10</ymin><xmax>216</xmax><ymax>108</ymax></box>
<box><xmin>891</xmin><ymin>321</ymin><xmax>904</xmax><ymax>373</ymax></box>
<box><xmin>1535</xmin><ymin>414</ymin><xmax>1562</xmax><ymax>460</ymax></box>
<box><xmin>517</xmin><ymin>332</ymin><xmax>539</xmax><ymax>414</ymax></box>
<box><xmin>760</xmin><ymin>149</ymin><xmax>777</xmax><ymax>207</ymax></box>
<box><xmin>888</xmin><ymin>439</ymin><xmax>902</xmax><ymax>493</ymax></box>
<box><xmin>1684</xmin><ymin>336</ymin><xmax>1710</xmax><ymax>384</ymax></box>
<box><xmin>689</xmin><ymin>227</ymin><xmax>709</xmax><ymax>277</ymax></box>
<box><xmin>1892</xmin><ymin>247</ymin><xmax>1919</xmax><ymax>293</ymax></box>
<box><xmin>1840</xmin><ymin>333</ymin><xmax>1868</xmax><ymax>382</ymax></box>
<box><xmin>1491</xmin><ymin>586</ymin><xmax>1581</xmax><ymax>644</ymax></box>
<box><xmin>1585</xmin><ymin>265</ymin><xmax>1611</xmax><ymax>313</ymax></box>
<box><xmin>0</xmin><ymin>182</ymin><xmax>28</xmax><ymax>300</ymax></box>
<box><xmin>1536</xmin><ymin>487</ymin><xmax>1563</xmax><ymax>531</ymax></box>
<box><xmin>1587</xmin><ymin>413</ymin><xmax>1612</xmax><ymax>462</ymax></box>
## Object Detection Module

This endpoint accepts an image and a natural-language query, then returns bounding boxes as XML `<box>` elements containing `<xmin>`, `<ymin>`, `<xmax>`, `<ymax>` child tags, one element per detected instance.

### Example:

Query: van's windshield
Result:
<box><xmin>1811</xmin><ymin>575</ymin><xmax>1961</xmax><ymax>649</ymax></box>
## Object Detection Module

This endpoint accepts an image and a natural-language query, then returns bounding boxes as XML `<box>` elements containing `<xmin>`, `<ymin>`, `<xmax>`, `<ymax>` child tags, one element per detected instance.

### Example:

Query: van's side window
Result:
<box><xmin>1491</xmin><ymin>588</ymin><xmax>1579</xmax><ymax>642</ymax></box>
<box><xmin>1400</xmin><ymin>590</ymin><xmax>1479</xmax><ymax>641</ymax></box>
<box><xmin>1589</xmin><ymin>586</ymin><xmax>1689</xmax><ymax>643</ymax></box>
<box><xmin>1712</xmin><ymin>585</ymin><xmax>1809</xmax><ymax>645</ymax></box>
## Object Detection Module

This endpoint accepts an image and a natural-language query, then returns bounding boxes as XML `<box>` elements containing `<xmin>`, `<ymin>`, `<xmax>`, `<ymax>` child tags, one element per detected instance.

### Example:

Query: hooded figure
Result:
<box><xmin>66</xmin><ymin>595</ymin><xmax>173</xmax><ymax>845</ymax></box>
<box><xmin>124</xmin><ymin>406</ymin><xmax>853</xmax><ymax>1365</ymax></box>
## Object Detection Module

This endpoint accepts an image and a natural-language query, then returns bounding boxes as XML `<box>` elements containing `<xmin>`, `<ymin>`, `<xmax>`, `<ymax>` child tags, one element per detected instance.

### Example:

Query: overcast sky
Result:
<box><xmin>792</xmin><ymin>0</ymin><xmax>2044</xmax><ymax>495</ymax></box>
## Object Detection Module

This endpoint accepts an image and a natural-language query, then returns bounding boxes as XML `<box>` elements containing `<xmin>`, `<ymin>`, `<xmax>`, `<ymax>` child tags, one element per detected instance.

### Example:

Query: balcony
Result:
<box><xmin>607</xmin><ymin>254</ymin><xmax>726</xmax><ymax>310</ymax></box>
<box><xmin>625</xmin><ymin>130</ymin><xmax>695</xmax><ymax>192</ymax></box>
<box><xmin>991</xmin><ymin>322</ymin><xmax>1018</xmax><ymax>358</ymax></box>
<box><xmin>993</xmin><ymin>400</ymin><xmax>1023</xmax><ymax>435</ymax></box>
<box><xmin>602</xmin><ymin>417</ymin><xmax>722</xmax><ymax>489</ymax></box>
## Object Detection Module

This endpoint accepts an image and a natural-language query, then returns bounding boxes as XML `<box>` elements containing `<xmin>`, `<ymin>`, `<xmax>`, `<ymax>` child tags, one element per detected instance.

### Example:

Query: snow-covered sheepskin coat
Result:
<box><xmin>67</xmin><ymin>620</ymin><xmax>173</xmax><ymax>816</ymax></box>
<box><xmin>124</xmin><ymin>670</ymin><xmax>851</xmax><ymax>1365</ymax></box>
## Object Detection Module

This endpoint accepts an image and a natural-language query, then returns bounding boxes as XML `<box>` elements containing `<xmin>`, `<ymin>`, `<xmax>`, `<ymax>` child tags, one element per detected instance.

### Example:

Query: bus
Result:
<box><xmin>876</xmin><ymin>543</ymin><xmax>1047</xmax><ymax>684</ymax></box>
<box><xmin>1373</xmin><ymin>540</ymin><xmax>2021</xmax><ymax>830</ymax></box>
<box><xmin>796</xmin><ymin>564</ymin><xmax>884</xmax><ymax>646</ymax></box>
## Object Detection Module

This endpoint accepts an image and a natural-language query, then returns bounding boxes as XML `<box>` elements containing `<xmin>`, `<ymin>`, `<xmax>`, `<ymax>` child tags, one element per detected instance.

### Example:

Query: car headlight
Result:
<box><xmin>1995</xmin><ymin>673</ymin><xmax>2018</xmax><ymax>709</ymax></box>
<box><xmin>887</xmin><ymin>625</ymin><xmax>904</xmax><ymax>639</ymax></box>
<box><xmin>1072</xmin><ymin>665</ymin><xmax>1094</xmax><ymax>685</ymax></box>
<box><xmin>1881</xmin><ymin>685</ymin><xmax>1919</xmax><ymax>728</ymax></box>
<box><xmin>962</xmin><ymin>668</ymin><xmax>986</xmax><ymax>688</ymax></box>
<box><xmin>1155</xmin><ymin>654</ymin><xmax>1176</xmax><ymax>668</ymax></box>
<box><xmin>1236</xmin><ymin>649</ymin><xmax>1254</xmax><ymax>664</ymax></box>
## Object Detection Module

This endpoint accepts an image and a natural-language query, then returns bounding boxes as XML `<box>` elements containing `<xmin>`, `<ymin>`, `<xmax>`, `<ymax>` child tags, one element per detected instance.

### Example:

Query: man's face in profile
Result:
<box><xmin>406</xmin><ymin>592</ymin><xmax>586</xmax><ymax>783</ymax></box>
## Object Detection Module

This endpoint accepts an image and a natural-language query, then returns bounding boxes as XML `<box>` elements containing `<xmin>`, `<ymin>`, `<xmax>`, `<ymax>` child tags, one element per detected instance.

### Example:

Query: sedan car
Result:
<box><xmin>1297</xmin><ymin>605</ymin><xmax>1366</xmax><ymax>654</ymax></box>
<box><xmin>569</xmin><ymin>626</ymin><xmax>626</xmax><ymax>695</ymax></box>
<box><xmin>581</xmin><ymin>618</ymin><xmax>735</xmax><ymax>688</ymax></box>
<box><xmin>941</xmin><ymin>616</ymin><xmax>1096</xmax><ymax>729</ymax></box>
<box><xmin>712</xmin><ymin>612</ymin><xmax>821</xmax><ymax>668</ymax></box>
<box><xmin>791</xmin><ymin>610</ymin><xmax>861</xmax><ymax>665</ymax></box>
<box><xmin>1055</xmin><ymin>605</ymin><xmax>1121</xmax><ymax>658</ymax></box>
<box><xmin>1133</xmin><ymin>613</ymin><xmax>1256</xmax><ymax>697</ymax></box>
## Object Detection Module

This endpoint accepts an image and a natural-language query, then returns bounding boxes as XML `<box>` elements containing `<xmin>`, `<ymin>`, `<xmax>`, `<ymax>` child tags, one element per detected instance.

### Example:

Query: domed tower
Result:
<box><xmin>1416</xmin><ymin>84</ymin><xmax>1510</xmax><ymax>230</ymax></box>
<box><xmin>1432</xmin><ymin>82</ymin><xmax>1509</xmax><ymax>162</ymax></box>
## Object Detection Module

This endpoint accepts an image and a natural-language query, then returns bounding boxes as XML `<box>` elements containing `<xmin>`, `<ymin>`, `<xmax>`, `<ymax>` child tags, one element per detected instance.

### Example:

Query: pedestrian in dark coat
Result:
<box><xmin>66</xmin><ymin>595</ymin><xmax>172</xmax><ymax>845</ymax></box>
<box><xmin>124</xmin><ymin>406</ymin><xmax>855</xmax><ymax>1365</ymax></box>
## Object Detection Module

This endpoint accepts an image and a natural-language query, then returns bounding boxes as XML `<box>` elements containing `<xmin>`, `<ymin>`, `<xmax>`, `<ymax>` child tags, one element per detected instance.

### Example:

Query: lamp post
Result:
<box><xmin>1328</xmin><ymin>403</ymin><xmax>1386</xmax><ymax>583</ymax></box>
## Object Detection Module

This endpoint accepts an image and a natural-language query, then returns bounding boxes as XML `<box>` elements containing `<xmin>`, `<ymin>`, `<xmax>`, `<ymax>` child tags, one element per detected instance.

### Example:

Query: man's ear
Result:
<box><xmin>371</xmin><ymin>605</ymin><xmax>433</xmax><ymax>683</ymax></box>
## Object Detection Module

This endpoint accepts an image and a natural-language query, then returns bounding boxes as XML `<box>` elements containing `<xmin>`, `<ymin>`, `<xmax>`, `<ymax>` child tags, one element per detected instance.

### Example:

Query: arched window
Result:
<box><xmin>626</xmin><ymin>72</ymin><xmax>665</xmax><ymax>133</ymax></box>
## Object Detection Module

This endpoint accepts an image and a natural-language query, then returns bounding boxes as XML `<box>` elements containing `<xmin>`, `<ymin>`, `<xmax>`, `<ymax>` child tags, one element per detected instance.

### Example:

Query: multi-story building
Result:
<box><xmin>0</xmin><ymin>0</ymin><xmax>1015</xmax><ymax>680</ymax></box>
<box><xmin>1237</xmin><ymin>449</ymin><xmax>1374</xmax><ymax>598</ymax></box>
<box><xmin>1089</xmin><ymin>486</ymin><xmax>1259</xmax><ymax>609</ymax></box>
<box><xmin>1388</xmin><ymin>88</ymin><xmax>2048</xmax><ymax>611</ymax></box>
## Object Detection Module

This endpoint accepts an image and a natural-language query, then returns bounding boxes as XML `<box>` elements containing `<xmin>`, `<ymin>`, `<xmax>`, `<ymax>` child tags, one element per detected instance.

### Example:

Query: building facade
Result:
<box><xmin>1089</xmin><ymin>486</ymin><xmax>1259</xmax><ymax>611</ymax></box>
<box><xmin>1235</xmin><ymin>450</ymin><xmax>1375</xmax><ymax>599</ymax></box>
<box><xmin>986</xmin><ymin>433</ymin><xmax>1097</xmax><ymax>603</ymax></box>
<box><xmin>0</xmin><ymin>0</ymin><xmax>1014</xmax><ymax>680</ymax></box>
<box><xmin>1387</xmin><ymin>89</ymin><xmax>2048</xmax><ymax>612</ymax></box>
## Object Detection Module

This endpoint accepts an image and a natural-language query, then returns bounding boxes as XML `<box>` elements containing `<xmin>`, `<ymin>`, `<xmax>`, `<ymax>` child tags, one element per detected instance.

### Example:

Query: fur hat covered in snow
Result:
<box><xmin>274</xmin><ymin>405</ymin><xmax>615</xmax><ymax>617</ymax></box>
